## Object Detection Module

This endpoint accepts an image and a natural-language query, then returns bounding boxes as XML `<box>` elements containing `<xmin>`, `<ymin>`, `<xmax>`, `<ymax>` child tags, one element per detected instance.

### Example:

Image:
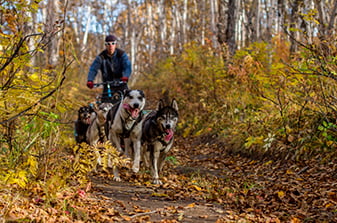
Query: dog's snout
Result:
<box><xmin>133</xmin><ymin>103</ymin><xmax>139</xmax><ymax>108</ymax></box>
<box><xmin>165</xmin><ymin>124</ymin><xmax>171</xmax><ymax>129</ymax></box>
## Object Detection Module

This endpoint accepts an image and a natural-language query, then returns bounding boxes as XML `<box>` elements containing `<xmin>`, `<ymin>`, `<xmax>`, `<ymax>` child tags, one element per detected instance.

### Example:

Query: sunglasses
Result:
<box><xmin>105</xmin><ymin>41</ymin><xmax>117</xmax><ymax>46</ymax></box>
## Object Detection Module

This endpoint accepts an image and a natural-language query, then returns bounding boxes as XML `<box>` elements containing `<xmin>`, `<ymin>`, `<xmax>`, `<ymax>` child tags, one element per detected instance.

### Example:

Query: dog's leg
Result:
<box><xmin>124</xmin><ymin>138</ymin><xmax>131</xmax><ymax>157</ymax></box>
<box><xmin>132</xmin><ymin>140</ymin><xmax>141</xmax><ymax>173</ymax></box>
<box><xmin>158</xmin><ymin>143</ymin><xmax>173</xmax><ymax>173</ymax></box>
<box><xmin>151</xmin><ymin>143</ymin><xmax>163</xmax><ymax>184</ymax></box>
<box><xmin>158</xmin><ymin>151</ymin><xmax>167</xmax><ymax>174</ymax></box>
<box><xmin>113</xmin><ymin>166</ymin><xmax>121</xmax><ymax>182</ymax></box>
<box><xmin>110</xmin><ymin>132</ymin><xmax>124</xmax><ymax>153</ymax></box>
<box><xmin>141</xmin><ymin>145</ymin><xmax>150</xmax><ymax>168</ymax></box>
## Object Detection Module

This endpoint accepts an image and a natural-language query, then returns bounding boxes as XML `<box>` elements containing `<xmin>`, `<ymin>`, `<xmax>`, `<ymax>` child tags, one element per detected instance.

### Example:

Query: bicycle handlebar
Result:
<box><xmin>93</xmin><ymin>80</ymin><xmax>127</xmax><ymax>88</ymax></box>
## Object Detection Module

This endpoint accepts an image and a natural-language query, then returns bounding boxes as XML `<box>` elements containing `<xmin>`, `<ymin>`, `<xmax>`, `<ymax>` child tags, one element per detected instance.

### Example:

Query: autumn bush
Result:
<box><xmin>136</xmin><ymin>35</ymin><xmax>337</xmax><ymax>162</ymax></box>
<box><xmin>0</xmin><ymin>4</ymin><xmax>127</xmax><ymax>220</ymax></box>
<box><xmin>1</xmin><ymin>3</ymin><xmax>336</xmax><ymax>220</ymax></box>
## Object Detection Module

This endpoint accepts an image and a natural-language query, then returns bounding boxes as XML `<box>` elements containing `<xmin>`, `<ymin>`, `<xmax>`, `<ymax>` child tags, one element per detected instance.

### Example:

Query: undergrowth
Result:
<box><xmin>1</xmin><ymin>5</ymin><xmax>337</xmax><ymax>219</ymax></box>
<box><xmin>135</xmin><ymin>36</ymin><xmax>337</xmax><ymax>163</ymax></box>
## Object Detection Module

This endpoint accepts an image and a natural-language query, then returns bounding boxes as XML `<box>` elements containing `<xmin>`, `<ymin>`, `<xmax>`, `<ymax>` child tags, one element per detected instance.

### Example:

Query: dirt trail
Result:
<box><xmin>86</xmin><ymin>136</ymin><xmax>229</xmax><ymax>222</ymax></box>
<box><xmin>90</xmin><ymin>176</ymin><xmax>225</xmax><ymax>222</ymax></box>
<box><xmin>86</xmin><ymin>136</ymin><xmax>337</xmax><ymax>222</ymax></box>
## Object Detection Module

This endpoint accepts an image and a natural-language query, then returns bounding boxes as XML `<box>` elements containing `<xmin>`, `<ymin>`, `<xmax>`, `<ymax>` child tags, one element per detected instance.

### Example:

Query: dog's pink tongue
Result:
<box><xmin>123</xmin><ymin>104</ymin><xmax>131</xmax><ymax>110</ymax></box>
<box><xmin>165</xmin><ymin>129</ymin><xmax>174</xmax><ymax>141</ymax></box>
<box><xmin>131</xmin><ymin>108</ymin><xmax>140</xmax><ymax>119</ymax></box>
<box><xmin>85</xmin><ymin>118</ymin><xmax>91</xmax><ymax>125</ymax></box>
<box><xmin>123</xmin><ymin>104</ymin><xmax>140</xmax><ymax>119</ymax></box>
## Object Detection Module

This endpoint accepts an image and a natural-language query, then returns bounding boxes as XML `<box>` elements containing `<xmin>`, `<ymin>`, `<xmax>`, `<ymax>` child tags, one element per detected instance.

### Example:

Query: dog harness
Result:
<box><xmin>120</xmin><ymin>112</ymin><xmax>143</xmax><ymax>138</ymax></box>
<box><xmin>108</xmin><ymin>101</ymin><xmax>144</xmax><ymax>139</ymax></box>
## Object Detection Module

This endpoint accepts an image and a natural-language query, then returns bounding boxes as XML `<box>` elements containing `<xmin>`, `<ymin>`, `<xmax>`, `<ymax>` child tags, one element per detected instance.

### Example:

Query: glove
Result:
<box><xmin>87</xmin><ymin>81</ymin><xmax>94</xmax><ymax>89</ymax></box>
<box><xmin>121</xmin><ymin>77</ymin><xmax>129</xmax><ymax>83</ymax></box>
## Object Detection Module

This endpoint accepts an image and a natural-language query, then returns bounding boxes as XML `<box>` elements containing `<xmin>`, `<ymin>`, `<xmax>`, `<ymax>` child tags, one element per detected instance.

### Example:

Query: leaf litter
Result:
<box><xmin>1</xmin><ymin>136</ymin><xmax>336</xmax><ymax>222</ymax></box>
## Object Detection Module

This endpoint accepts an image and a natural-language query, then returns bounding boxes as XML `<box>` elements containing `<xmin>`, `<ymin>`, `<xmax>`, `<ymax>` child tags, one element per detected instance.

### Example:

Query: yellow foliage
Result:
<box><xmin>72</xmin><ymin>141</ymin><xmax>130</xmax><ymax>182</ymax></box>
<box><xmin>26</xmin><ymin>155</ymin><xmax>38</xmax><ymax>177</ymax></box>
<box><xmin>2</xmin><ymin>169</ymin><xmax>28</xmax><ymax>188</ymax></box>
<box><xmin>244</xmin><ymin>136</ymin><xmax>264</xmax><ymax>149</ymax></box>
<box><xmin>97</xmin><ymin>141</ymin><xmax>130</xmax><ymax>171</ymax></box>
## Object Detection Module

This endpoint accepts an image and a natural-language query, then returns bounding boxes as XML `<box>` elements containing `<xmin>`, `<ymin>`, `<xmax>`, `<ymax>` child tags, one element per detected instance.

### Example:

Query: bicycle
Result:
<box><xmin>93</xmin><ymin>80</ymin><xmax>128</xmax><ymax>105</ymax></box>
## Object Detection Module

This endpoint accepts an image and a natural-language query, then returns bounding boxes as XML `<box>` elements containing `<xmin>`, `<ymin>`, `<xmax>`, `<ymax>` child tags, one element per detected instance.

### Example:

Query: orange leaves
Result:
<box><xmin>277</xmin><ymin>190</ymin><xmax>285</xmax><ymax>199</ymax></box>
<box><xmin>151</xmin><ymin>192</ymin><xmax>169</xmax><ymax>197</ymax></box>
<box><xmin>2</xmin><ymin>133</ymin><xmax>337</xmax><ymax>222</ymax></box>
<box><xmin>189</xmin><ymin>184</ymin><xmax>203</xmax><ymax>192</ymax></box>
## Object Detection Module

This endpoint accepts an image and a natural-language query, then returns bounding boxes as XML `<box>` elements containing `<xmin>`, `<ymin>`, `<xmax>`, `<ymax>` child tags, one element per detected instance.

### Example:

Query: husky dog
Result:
<box><xmin>84</xmin><ymin>103</ymin><xmax>113</xmax><ymax>171</ymax></box>
<box><xmin>75</xmin><ymin>105</ymin><xmax>95</xmax><ymax>143</ymax></box>
<box><xmin>141</xmin><ymin>99</ymin><xmax>179</xmax><ymax>184</ymax></box>
<box><xmin>86</xmin><ymin>102</ymin><xmax>113</xmax><ymax>146</ymax></box>
<box><xmin>107</xmin><ymin>89</ymin><xmax>146</xmax><ymax>181</ymax></box>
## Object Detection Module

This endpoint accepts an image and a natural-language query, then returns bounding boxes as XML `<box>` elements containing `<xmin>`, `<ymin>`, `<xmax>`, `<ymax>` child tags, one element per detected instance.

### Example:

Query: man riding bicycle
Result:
<box><xmin>86</xmin><ymin>34</ymin><xmax>131</xmax><ymax>100</ymax></box>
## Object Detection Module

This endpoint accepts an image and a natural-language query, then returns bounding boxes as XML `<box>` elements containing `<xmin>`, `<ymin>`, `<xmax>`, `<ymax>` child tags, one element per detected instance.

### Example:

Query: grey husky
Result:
<box><xmin>85</xmin><ymin>103</ymin><xmax>113</xmax><ymax>171</ymax></box>
<box><xmin>141</xmin><ymin>98</ymin><xmax>179</xmax><ymax>184</ymax></box>
<box><xmin>107</xmin><ymin>89</ymin><xmax>146</xmax><ymax>181</ymax></box>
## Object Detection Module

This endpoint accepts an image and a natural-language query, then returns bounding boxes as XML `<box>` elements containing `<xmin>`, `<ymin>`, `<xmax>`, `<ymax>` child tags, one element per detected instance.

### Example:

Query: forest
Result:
<box><xmin>0</xmin><ymin>0</ymin><xmax>337</xmax><ymax>222</ymax></box>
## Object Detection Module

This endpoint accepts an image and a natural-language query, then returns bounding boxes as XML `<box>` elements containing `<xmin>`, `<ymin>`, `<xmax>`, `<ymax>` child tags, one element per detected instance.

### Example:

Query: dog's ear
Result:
<box><xmin>138</xmin><ymin>90</ymin><xmax>145</xmax><ymax>98</ymax></box>
<box><xmin>171</xmin><ymin>99</ymin><xmax>178</xmax><ymax>112</ymax></box>
<box><xmin>157</xmin><ymin>99</ymin><xmax>165</xmax><ymax>110</ymax></box>
<box><xmin>123</xmin><ymin>89</ymin><xmax>130</xmax><ymax>97</ymax></box>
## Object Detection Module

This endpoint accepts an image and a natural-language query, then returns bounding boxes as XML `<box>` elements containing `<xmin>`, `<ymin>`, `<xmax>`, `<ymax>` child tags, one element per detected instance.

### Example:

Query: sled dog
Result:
<box><xmin>107</xmin><ymin>89</ymin><xmax>146</xmax><ymax>180</ymax></box>
<box><xmin>75</xmin><ymin>105</ymin><xmax>95</xmax><ymax>143</ymax></box>
<box><xmin>141</xmin><ymin>99</ymin><xmax>179</xmax><ymax>184</ymax></box>
<box><xmin>86</xmin><ymin>102</ymin><xmax>113</xmax><ymax>146</ymax></box>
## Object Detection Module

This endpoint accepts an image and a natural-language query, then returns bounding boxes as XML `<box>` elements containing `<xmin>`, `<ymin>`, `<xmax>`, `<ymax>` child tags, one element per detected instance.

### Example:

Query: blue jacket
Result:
<box><xmin>87</xmin><ymin>48</ymin><xmax>131</xmax><ymax>82</ymax></box>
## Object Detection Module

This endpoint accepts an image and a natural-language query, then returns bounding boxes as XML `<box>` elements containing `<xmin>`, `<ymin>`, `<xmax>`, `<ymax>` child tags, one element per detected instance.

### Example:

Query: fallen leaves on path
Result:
<box><xmin>1</xmin><ymin>136</ymin><xmax>336</xmax><ymax>222</ymax></box>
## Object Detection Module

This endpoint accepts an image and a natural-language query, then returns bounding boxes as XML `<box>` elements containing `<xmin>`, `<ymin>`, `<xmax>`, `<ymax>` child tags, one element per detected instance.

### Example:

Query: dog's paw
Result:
<box><xmin>152</xmin><ymin>179</ymin><xmax>163</xmax><ymax>185</ymax></box>
<box><xmin>113</xmin><ymin>176</ymin><xmax>121</xmax><ymax>182</ymax></box>
<box><xmin>132</xmin><ymin>165</ymin><xmax>139</xmax><ymax>173</ymax></box>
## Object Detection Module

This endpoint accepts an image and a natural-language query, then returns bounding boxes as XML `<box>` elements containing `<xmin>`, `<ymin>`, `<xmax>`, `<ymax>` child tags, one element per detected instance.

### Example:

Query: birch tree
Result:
<box><xmin>62</xmin><ymin>0</ymin><xmax>337</xmax><ymax>80</ymax></box>
<box><xmin>44</xmin><ymin>0</ymin><xmax>61</xmax><ymax>67</ymax></box>
<box><xmin>226</xmin><ymin>0</ymin><xmax>237</xmax><ymax>55</ymax></box>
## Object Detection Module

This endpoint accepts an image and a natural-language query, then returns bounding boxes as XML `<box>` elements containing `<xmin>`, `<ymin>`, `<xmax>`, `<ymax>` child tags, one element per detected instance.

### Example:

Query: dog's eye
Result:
<box><xmin>138</xmin><ymin>96</ymin><xmax>142</xmax><ymax>100</ymax></box>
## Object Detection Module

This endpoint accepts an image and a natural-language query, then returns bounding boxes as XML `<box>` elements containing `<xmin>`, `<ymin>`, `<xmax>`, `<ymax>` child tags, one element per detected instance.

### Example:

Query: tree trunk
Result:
<box><xmin>45</xmin><ymin>0</ymin><xmax>60</xmax><ymax>67</ymax></box>
<box><xmin>226</xmin><ymin>0</ymin><xmax>237</xmax><ymax>55</ymax></box>
<box><xmin>289</xmin><ymin>0</ymin><xmax>303</xmax><ymax>53</ymax></box>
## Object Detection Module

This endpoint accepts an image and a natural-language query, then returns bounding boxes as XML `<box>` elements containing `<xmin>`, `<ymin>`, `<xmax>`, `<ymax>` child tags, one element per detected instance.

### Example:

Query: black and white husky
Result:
<box><xmin>141</xmin><ymin>99</ymin><xmax>179</xmax><ymax>184</ymax></box>
<box><xmin>107</xmin><ymin>89</ymin><xmax>146</xmax><ymax>181</ymax></box>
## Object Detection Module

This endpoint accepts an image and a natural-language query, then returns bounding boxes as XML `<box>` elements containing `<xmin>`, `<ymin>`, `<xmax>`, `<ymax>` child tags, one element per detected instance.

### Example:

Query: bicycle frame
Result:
<box><xmin>94</xmin><ymin>80</ymin><xmax>128</xmax><ymax>105</ymax></box>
